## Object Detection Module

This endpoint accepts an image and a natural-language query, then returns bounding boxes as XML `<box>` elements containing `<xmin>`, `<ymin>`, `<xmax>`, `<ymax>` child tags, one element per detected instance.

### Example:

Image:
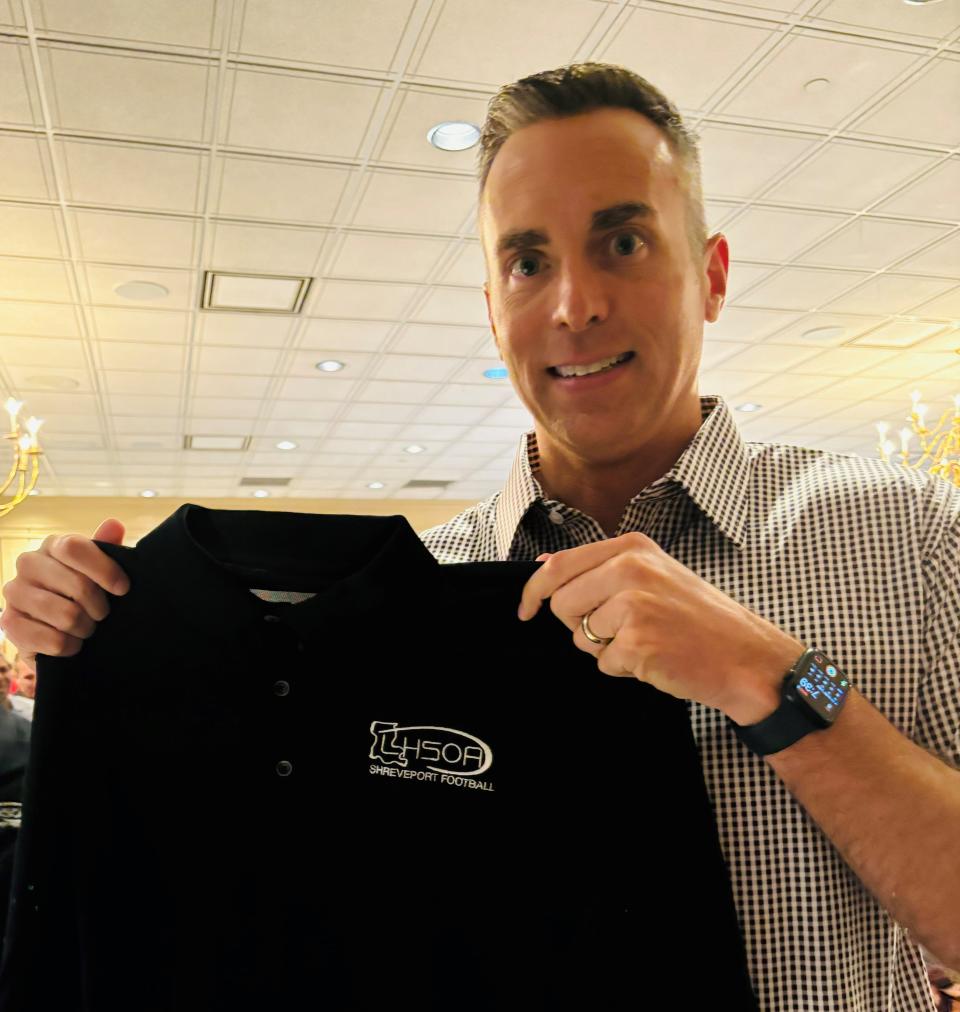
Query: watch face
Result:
<box><xmin>792</xmin><ymin>652</ymin><xmax>849</xmax><ymax>723</ymax></box>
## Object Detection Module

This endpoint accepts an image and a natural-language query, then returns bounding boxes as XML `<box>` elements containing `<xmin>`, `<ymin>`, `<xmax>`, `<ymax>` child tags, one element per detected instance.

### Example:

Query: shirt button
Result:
<box><xmin>276</xmin><ymin>760</ymin><xmax>293</xmax><ymax>777</ymax></box>
<box><xmin>263</xmin><ymin>614</ymin><xmax>281</xmax><ymax>624</ymax></box>
<box><xmin>548</xmin><ymin>508</ymin><xmax>565</xmax><ymax>525</ymax></box>
<box><xmin>273</xmin><ymin>680</ymin><xmax>290</xmax><ymax>697</ymax></box>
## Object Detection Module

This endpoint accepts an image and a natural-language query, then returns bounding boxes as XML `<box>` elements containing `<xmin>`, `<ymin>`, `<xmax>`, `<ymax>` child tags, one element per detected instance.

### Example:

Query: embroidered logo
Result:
<box><xmin>368</xmin><ymin>721</ymin><xmax>495</xmax><ymax>792</ymax></box>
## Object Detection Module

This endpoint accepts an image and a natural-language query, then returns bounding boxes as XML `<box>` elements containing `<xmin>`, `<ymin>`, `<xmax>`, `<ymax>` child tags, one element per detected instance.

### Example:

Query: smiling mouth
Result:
<box><xmin>548</xmin><ymin>351</ymin><xmax>634</xmax><ymax>378</ymax></box>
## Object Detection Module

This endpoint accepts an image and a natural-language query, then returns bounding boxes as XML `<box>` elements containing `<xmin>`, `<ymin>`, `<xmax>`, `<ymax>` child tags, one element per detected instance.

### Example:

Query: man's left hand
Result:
<box><xmin>518</xmin><ymin>532</ymin><xmax>804</xmax><ymax>725</ymax></box>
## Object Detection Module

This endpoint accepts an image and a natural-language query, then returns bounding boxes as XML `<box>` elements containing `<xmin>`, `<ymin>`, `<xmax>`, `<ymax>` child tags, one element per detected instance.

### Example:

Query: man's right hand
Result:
<box><xmin>0</xmin><ymin>518</ymin><xmax>130</xmax><ymax>673</ymax></box>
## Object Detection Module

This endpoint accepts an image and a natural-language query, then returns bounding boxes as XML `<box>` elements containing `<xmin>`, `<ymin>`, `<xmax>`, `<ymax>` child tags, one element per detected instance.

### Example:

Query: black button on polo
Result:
<box><xmin>273</xmin><ymin>680</ymin><xmax>290</xmax><ymax>697</ymax></box>
<box><xmin>275</xmin><ymin>761</ymin><xmax>293</xmax><ymax>777</ymax></box>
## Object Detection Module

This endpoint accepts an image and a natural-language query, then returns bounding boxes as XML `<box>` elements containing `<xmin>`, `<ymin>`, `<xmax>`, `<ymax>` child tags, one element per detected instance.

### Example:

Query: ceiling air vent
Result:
<box><xmin>239</xmin><ymin>477</ymin><xmax>292</xmax><ymax>487</ymax></box>
<box><xmin>401</xmin><ymin>480</ymin><xmax>454</xmax><ymax>490</ymax></box>
<box><xmin>201</xmin><ymin>271</ymin><xmax>313</xmax><ymax>314</ymax></box>
<box><xmin>185</xmin><ymin>435</ymin><xmax>252</xmax><ymax>451</ymax></box>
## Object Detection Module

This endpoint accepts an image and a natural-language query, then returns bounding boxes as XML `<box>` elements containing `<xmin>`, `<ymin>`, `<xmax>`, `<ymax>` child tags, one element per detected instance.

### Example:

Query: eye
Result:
<box><xmin>610</xmin><ymin>232</ymin><xmax>644</xmax><ymax>257</ymax></box>
<box><xmin>509</xmin><ymin>254</ymin><xmax>542</xmax><ymax>278</ymax></box>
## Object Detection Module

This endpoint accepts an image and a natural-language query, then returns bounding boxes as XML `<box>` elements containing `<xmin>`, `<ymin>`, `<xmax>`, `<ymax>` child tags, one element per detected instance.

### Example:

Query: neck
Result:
<box><xmin>534</xmin><ymin>410</ymin><xmax>702</xmax><ymax>538</ymax></box>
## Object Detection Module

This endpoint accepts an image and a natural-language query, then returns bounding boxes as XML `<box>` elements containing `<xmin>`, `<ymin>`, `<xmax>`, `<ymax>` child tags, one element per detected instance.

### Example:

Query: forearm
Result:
<box><xmin>765</xmin><ymin>688</ymin><xmax>960</xmax><ymax>967</ymax></box>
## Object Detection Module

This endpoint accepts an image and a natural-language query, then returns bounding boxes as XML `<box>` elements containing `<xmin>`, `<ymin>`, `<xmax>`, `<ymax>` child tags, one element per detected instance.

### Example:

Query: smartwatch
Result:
<box><xmin>732</xmin><ymin>647</ymin><xmax>851</xmax><ymax>756</ymax></box>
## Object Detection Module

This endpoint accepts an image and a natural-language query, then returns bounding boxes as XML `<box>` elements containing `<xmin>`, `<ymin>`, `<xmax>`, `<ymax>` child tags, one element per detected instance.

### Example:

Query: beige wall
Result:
<box><xmin>0</xmin><ymin>495</ymin><xmax>474</xmax><ymax>659</ymax></box>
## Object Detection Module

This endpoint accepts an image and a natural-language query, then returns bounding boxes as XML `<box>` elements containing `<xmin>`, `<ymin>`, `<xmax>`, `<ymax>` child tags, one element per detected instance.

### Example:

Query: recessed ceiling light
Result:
<box><xmin>903</xmin><ymin>0</ymin><xmax>943</xmax><ymax>6</ymax></box>
<box><xmin>252</xmin><ymin>489</ymin><xmax>270</xmax><ymax>498</ymax></box>
<box><xmin>737</xmin><ymin>403</ymin><xmax>763</xmax><ymax>413</ymax></box>
<box><xmin>801</xmin><ymin>325</ymin><xmax>845</xmax><ymax>341</ymax></box>
<box><xmin>315</xmin><ymin>360</ymin><xmax>345</xmax><ymax>372</ymax></box>
<box><xmin>483</xmin><ymin>367</ymin><xmax>509</xmax><ymax>380</ymax></box>
<box><xmin>141</xmin><ymin>489</ymin><xmax>157</xmax><ymax>498</ymax></box>
<box><xmin>94</xmin><ymin>481</ymin><xmax>111</xmax><ymax>488</ymax></box>
<box><xmin>803</xmin><ymin>78</ymin><xmax>830</xmax><ymax>94</ymax></box>
<box><xmin>27</xmin><ymin>489</ymin><xmax>39</xmax><ymax>496</ymax></box>
<box><xmin>276</xmin><ymin>440</ymin><xmax>298</xmax><ymax>451</ymax></box>
<box><xmin>114</xmin><ymin>281</ymin><xmax>170</xmax><ymax>301</ymax></box>
<box><xmin>427</xmin><ymin>121</ymin><xmax>481</xmax><ymax>151</ymax></box>
<box><xmin>367</xmin><ymin>481</ymin><xmax>385</xmax><ymax>489</ymax></box>
<box><xmin>404</xmin><ymin>444</ymin><xmax>425</xmax><ymax>454</ymax></box>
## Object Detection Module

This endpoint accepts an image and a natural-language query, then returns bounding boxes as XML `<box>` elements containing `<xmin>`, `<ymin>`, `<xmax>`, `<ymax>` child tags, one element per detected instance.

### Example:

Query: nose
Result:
<box><xmin>550</xmin><ymin>254</ymin><xmax>611</xmax><ymax>333</ymax></box>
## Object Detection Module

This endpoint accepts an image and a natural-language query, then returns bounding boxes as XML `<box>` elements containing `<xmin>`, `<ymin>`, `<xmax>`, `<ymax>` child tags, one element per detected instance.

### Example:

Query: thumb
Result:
<box><xmin>92</xmin><ymin>517</ymin><xmax>125</xmax><ymax>545</ymax></box>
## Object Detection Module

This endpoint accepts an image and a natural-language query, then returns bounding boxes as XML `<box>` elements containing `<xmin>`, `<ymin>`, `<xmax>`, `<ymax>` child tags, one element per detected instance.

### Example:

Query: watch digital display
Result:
<box><xmin>791</xmin><ymin>652</ymin><xmax>849</xmax><ymax>724</ymax></box>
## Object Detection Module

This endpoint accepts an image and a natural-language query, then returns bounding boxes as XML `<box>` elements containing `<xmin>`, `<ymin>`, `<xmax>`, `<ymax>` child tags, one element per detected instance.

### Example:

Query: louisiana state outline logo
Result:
<box><xmin>368</xmin><ymin>721</ymin><xmax>495</xmax><ymax>792</ymax></box>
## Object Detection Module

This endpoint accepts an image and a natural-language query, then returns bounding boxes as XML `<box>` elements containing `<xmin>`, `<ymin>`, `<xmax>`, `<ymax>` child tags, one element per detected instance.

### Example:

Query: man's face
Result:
<box><xmin>480</xmin><ymin>108</ymin><xmax>728</xmax><ymax>467</ymax></box>
<box><xmin>15</xmin><ymin>663</ymin><xmax>35</xmax><ymax>699</ymax></box>
<box><xmin>0</xmin><ymin>660</ymin><xmax>9</xmax><ymax>698</ymax></box>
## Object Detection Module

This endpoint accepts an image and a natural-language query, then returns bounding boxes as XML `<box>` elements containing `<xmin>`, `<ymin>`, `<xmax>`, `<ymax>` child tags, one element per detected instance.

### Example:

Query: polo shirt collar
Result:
<box><xmin>493</xmin><ymin>394</ymin><xmax>751</xmax><ymax>559</ymax></box>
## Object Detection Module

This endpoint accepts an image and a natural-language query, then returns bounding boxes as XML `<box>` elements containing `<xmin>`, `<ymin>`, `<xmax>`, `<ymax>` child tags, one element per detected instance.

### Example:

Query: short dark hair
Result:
<box><xmin>478</xmin><ymin>62</ymin><xmax>706</xmax><ymax>254</ymax></box>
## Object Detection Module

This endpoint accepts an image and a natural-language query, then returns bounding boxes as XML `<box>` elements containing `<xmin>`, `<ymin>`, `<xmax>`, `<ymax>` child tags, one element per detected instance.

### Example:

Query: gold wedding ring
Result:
<box><xmin>580</xmin><ymin>610</ymin><xmax>613</xmax><ymax>646</ymax></box>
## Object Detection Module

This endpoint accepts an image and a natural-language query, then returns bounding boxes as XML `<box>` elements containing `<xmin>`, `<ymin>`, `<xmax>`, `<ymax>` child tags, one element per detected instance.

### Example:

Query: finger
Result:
<box><xmin>15</xmin><ymin>551</ymin><xmax>113</xmax><ymax>623</ymax></box>
<box><xmin>4</xmin><ymin>580</ymin><xmax>100</xmax><ymax>639</ymax></box>
<box><xmin>42</xmin><ymin>533</ymin><xmax>129</xmax><ymax>597</ymax></box>
<box><xmin>92</xmin><ymin>517</ymin><xmax>125</xmax><ymax>545</ymax></box>
<box><xmin>518</xmin><ymin>534</ymin><xmax>649</xmax><ymax>620</ymax></box>
<box><xmin>0</xmin><ymin>606</ymin><xmax>84</xmax><ymax>658</ymax></box>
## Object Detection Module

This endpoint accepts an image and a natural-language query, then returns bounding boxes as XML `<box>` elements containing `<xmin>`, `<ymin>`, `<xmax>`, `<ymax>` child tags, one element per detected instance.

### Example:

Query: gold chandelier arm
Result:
<box><xmin>0</xmin><ymin>442</ymin><xmax>19</xmax><ymax>497</ymax></box>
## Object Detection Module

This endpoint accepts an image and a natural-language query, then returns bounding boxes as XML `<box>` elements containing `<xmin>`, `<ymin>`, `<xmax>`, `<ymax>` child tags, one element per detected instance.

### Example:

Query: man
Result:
<box><xmin>1</xmin><ymin>64</ymin><xmax>958</xmax><ymax>1010</ymax></box>
<box><xmin>8</xmin><ymin>654</ymin><xmax>35</xmax><ymax>721</ymax></box>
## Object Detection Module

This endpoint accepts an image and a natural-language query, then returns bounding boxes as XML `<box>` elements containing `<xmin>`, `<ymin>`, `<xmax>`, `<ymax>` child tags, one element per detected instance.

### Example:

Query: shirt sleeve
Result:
<box><xmin>916</xmin><ymin>477</ymin><xmax>960</xmax><ymax>771</ymax></box>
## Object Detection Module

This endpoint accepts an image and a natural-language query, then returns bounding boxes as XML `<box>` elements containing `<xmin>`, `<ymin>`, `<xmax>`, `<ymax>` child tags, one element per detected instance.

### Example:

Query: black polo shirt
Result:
<box><xmin>0</xmin><ymin>504</ymin><xmax>756</xmax><ymax>1011</ymax></box>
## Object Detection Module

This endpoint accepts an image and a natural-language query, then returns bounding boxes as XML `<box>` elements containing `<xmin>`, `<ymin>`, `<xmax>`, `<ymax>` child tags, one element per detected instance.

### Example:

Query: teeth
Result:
<box><xmin>554</xmin><ymin>352</ymin><xmax>630</xmax><ymax>378</ymax></box>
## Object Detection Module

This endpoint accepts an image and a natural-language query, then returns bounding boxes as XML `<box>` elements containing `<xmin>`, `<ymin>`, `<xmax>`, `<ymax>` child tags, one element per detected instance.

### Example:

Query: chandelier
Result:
<box><xmin>876</xmin><ymin>390</ymin><xmax>960</xmax><ymax>489</ymax></box>
<box><xmin>2</xmin><ymin>397</ymin><xmax>44</xmax><ymax>517</ymax></box>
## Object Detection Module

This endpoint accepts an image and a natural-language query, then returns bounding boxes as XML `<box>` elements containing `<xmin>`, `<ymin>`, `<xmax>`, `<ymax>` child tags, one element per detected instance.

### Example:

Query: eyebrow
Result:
<box><xmin>495</xmin><ymin>201</ymin><xmax>655</xmax><ymax>258</ymax></box>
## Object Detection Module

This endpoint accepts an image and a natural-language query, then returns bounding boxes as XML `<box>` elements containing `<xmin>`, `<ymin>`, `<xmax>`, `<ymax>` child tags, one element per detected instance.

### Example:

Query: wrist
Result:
<box><xmin>723</xmin><ymin>635</ymin><xmax>806</xmax><ymax>726</ymax></box>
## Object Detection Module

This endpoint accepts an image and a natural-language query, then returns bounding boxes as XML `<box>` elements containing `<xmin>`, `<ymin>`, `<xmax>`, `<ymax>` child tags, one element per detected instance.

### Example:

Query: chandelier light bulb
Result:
<box><xmin>875</xmin><ymin>421</ymin><xmax>890</xmax><ymax>439</ymax></box>
<box><xmin>899</xmin><ymin>428</ymin><xmax>912</xmax><ymax>453</ymax></box>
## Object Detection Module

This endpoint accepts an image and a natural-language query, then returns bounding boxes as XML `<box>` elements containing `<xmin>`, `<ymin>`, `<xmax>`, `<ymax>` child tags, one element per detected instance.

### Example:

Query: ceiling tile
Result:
<box><xmin>310</xmin><ymin>280</ymin><xmax>416</xmax><ymax>319</ymax></box>
<box><xmin>209</xmin><ymin>222</ymin><xmax>327</xmax><ymax>275</ymax></box>
<box><xmin>796</xmin><ymin>218</ymin><xmax>952</xmax><ymax>270</ymax></box>
<box><xmin>392</xmin><ymin>323</ymin><xmax>487</xmax><ymax>356</ymax></box>
<box><xmin>0</xmin><ymin>204</ymin><xmax>64</xmax><ymax>258</ymax></box>
<box><xmin>718</xmin><ymin>34</ymin><xmax>918</xmax><ymax>129</ymax></box>
<box><xmin>58</xmin><ymin>139</ymin><xmax>205</xmax><ymax>213</ymax></box>
<box><xmin>285</xmin><ymin>349</ymin><xmax>374</xmax><ymax>376</ymax></box>
<box><xmin>330</xmin><ymin>233</ymin><xmax>448</xmax><ymax>283</ymax></box>
<box><xmin>108</xmin><ymin>394</ymin><xmax>180</xmax><ymax>415</ymax></box>
<box><xmin>700</xmin><ymin>341</ymin><xmax>752</xmax><ymax>370</ymax></box>
<box><xmin>112</xmin><ymin>416</ymin><xmax>181</xmax><ymax>435</ymax></box>
<box><xmin>298</xmin><ymin>318</ymin><xmax>392</xmax><ymax>351</ymax></box>
<box><xmin>0</xmin><ymin>258</ymin><xmax>73</xmax><ymax>301</ymax></box>
<box><xmin>268</xmin><ymin>399</ymin><xmax>341</xmax><ymax>421</ymax></box>
<box><xmin>893</xmin><ymin>231</ymin><xmax>960</xmax><ymax>278</ymax></box>
<box><xmin>193</xmin><ymin>373</ymin><xmax>270</xmax><ymax>398</ymax></box>
<box><xmin>223</xmin><ymin>69</ymin><xmax>380</xmax><ymax>158</ymax></box>
<box><xmin>0</xmin><ymin>40</ymin><xmax>37</xmax><ymax>126</ymax></box>
<box><xmin>722</xmin><ymin>208</ymin><xmax>847</xmax><ymax>262</ymax></box>
<box><xmin>851</xmin><ymin>58</ymin><xmax>960</xmax><ymax>147</ymax></box>
<box><xmin>98</xmin><ymin>344</ymin><xmax>184</xmax><ymax>372</ymax></box>
<box><xmin>260</xmin><ymin>418</ymin><xmax>333</xmax><ymax>436</ymax></box>
<box><xmin>909</xmin><ymin>286</ymin><xmax>960</xmax><ymax>319</ymax></box>
<box><xmin>412</xmin><ymin>0</ymin><xmax>601</xmax><ymax>86</ymax></box>
<box><xmin>0</xmin><ymin>134</ymin><xmax>53</xmax><ymax>200</ymax></box>
<box><xmin>275</xmin><ymin>376</ymin><xmax>355</xmax><ymax>400</ymax></box>
<box><xmin>411</xmin><ymin>286</ymin><xmax>487</xmax><ymax>326</ymax></box>
<box><xmin>790</xmin><ymin>346</ymin><xmax>901</xmax><ymax>376</ymax></box>
<box><xmin>187</xmin><ymin>397</ymin><xmax>259</xmax><ymax>419</ymax></box>
<box><xmin>602</xmin><ymin>8</ymin><xmax>773</xmax><ymax>110</ymax></box>
<box><xmin>438</xmin><ymin>242</ymin><xmax>485</xmax><ymax>287</ymax></box>
<box><xmin>82</xmin><ymin>264</ymin><xmax>195</xmax><ymax>310</ymax></box>
<box><xmin>341</xmin><ymin>402</ymin><xmax>415</xmax><ymax>424</ymax></box>
<box><xmin>371</xmin><ymin>354</ymin><xmax>462</xmax><ymax>382</ymax></box>
<box><xmin>196</xmin><ymin>346</ymin><xmax>282</xmax><ymax>375</ymax></box>
<box><xmin>215</xmin><ymin>155</ymin><xmax>349</xmax><ymax>224</ymax></box>
<box><xmin>6</xmin><ymin>363</ymin><xmax>93</xmax><ymax>393</ymax></box>
<box><xmin>810</xmin><ymin>0</ymin><xmax>960</xmax><ymax>42</ymax></box>
<box><xmin>356</xmin><ymin>380</ymin><xmax>441</xmax><ymax>404</ymax></box>
<box><xmin>412</xmin><ymin>404</ymin><xmax>491</xmax><ymax>426</ymax></box>
<box><xmin>104</xmin><ymin>370</ymin><xmax>181</xmax><ymax>396</ymax></box>
<box><xmin>35</xmin><ymin>0</ymin><xmax>218</xmax><ymax>49</ymax></box>
<box><xmin>199</xmin><ymin>311</ymin><xmax>295</xmax><ymax>347</ymax></box>
<box><xmin>11</xmin><ymin>391</ymin><xmax>98</xmax><ymax>416</ymax></box>
<box><xmin>0</xmin><ymin>299</ymin><xmax>79</xmax><ymax>336</ymax></box>
<box><xmin>823</xmin><ymin>274</ymin><xmax>955</xmax><ymax>315</ymax></box>
<box><xmin>850</xmin><ymin>319</ymin><xmax>952</xmax><ymax>349</ymax></box>
<box><xmin>92</xmin><ymin>307</ymin><xmax>189</xmax><ymax>343</ymax></box>
<box><xmin>375</xmin><ymin>87</ymin><xmax>489</xmax><ymax>171</ymax></box>
<box><xmin>812</xmin><ymin>375</ymin><xmax>904</xmax><ymax>400</ymax></box>
<box><xmin>725</xmin><ymin>263</ymin><xmax>777</xmax><ymax>303</ymax></box>
<box><xmin>352</xmin><ymin>170</ymin><xmax>477</xmax><ymax>232</ymax></box>
<box><xmin>330</xmin><ymin>421</ymin><xmax>401</xmax><ymax>441</ymax></box>
<box><xmin>72</xmin><ymin>210</ymin><xmax>199</xmax><ymax>268</ymax></box>
<box><xmin>737</xmin><ymin>267</ymin><xmax>871</xmax><ymax>310</ymax></box>
<box><xmin>44</xmin><ymin>47</ymin><xmax>211</xmax><ymax>142</ymax></box>
<box><xmin>704</xmin><ymin>307</ymin><xmax>802</xmax><ymax>343</ymax></box>
<box><xmin>759</xmin><ymin>312</ymin><xmax>884</xmax><ymax>345</ymax></box>
<box><xmin>698</xmin><ymin>126</ymin><xmax>820</xmax><ymax>200</ymax></box>
<box><xmin>0</xmin><ymin>335</ymin><xmax>85</xmax><ymax>367</ymax></box>
<box><xmin>706</xmin><ymin>342</ymin><xmax>826</xmax><ymax>374</ymax></box>
<box><xmin>764</xmin><ymin>140</ymin><xmax>938</xmax><ymax>211</ymax></box>
<box><xmin>873</xmin><ymin>157</ymin><xmax>960</xmax><ymax>221</ymax></box>
<box><xmin>736</xmin><ymin>372</ymin><xmax>836</xmax><ymax>399</ymax></box>
<box><xmin>238</xmin><ymin>0</ymin><xmax>415</xmax><ymax>71</ymax></box>
<box><xmin>398</xmin><ymin>423</ymin><xmax>468</xmax><ymax>442</ymax></box>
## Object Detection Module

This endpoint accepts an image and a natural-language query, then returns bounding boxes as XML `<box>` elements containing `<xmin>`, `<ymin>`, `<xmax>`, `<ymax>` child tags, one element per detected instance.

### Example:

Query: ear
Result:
<box><xmin>483</xmin><ymin>281</ymin><xmax>503</xmax><ymax>360</ymax></box>
<box><xmin>702</xmin><ymin>233</ymin><xmax>729</xmax><ymax>324</ymax></box>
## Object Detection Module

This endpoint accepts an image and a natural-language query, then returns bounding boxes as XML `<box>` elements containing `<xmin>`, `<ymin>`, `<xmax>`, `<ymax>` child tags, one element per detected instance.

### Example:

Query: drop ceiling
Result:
<box><xmin>0</xmin><ymin>0</ymin><xmax>958</xmax><ymax>501</ymax></box>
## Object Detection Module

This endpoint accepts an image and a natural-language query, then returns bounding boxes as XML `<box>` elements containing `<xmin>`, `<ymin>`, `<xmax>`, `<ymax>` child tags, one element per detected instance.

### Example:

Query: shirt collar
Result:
<box><xmin>493</xmin><ymin>394</ymin><xmax>752</xmax><ymax>559</ymax></box>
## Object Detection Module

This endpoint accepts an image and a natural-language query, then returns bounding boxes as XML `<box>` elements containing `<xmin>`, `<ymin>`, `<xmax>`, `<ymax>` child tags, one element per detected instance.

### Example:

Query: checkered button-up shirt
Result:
<box><xmin>420</xmin><ymin>393</ymin><xmax>960</xmax><ymax>1012</ymax></box>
